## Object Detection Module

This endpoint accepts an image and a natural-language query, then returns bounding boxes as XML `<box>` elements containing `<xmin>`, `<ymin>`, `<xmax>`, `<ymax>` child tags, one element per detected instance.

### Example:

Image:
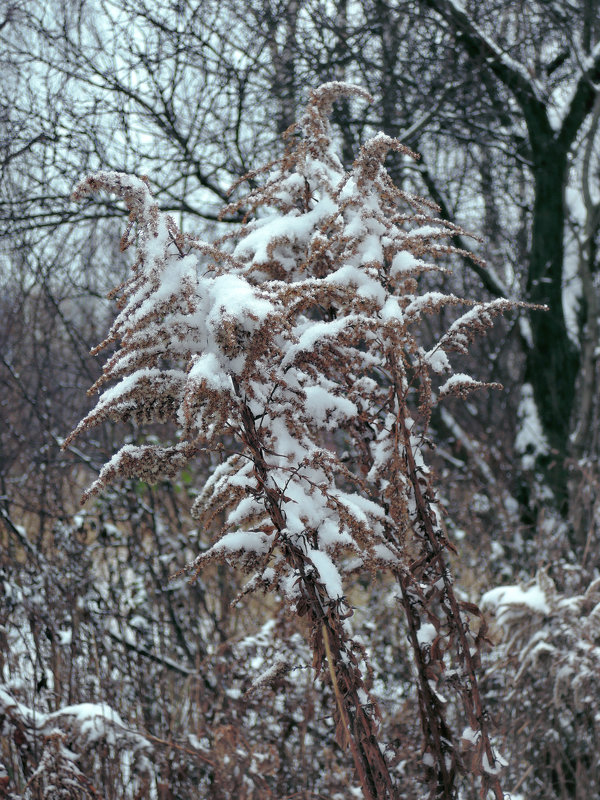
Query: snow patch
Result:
<box><xmin>514</xmin><ymin>383</ymin><xmax>549</xmax><ymax>469</ymax></box>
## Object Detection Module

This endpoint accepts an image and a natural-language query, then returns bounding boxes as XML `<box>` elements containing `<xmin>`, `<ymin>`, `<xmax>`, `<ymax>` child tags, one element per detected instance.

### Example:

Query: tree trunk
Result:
<box><xmin>525</xmin><ymin>142</ymin><xmax>579</xmax><ymax>513</ymax></box>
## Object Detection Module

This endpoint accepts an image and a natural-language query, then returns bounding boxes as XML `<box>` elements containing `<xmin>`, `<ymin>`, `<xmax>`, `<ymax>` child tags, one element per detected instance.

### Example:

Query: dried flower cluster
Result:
<box><xmin>66</xmin><ymin>82</ymin><xmax>515</xmax><ymax>799</ymax></box>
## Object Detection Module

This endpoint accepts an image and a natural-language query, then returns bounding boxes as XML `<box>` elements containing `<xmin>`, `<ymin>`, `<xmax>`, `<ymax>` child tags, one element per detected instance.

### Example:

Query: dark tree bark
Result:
<box><xmin>421</xmin><ymin>0</ymin><xmax>600</xmax><ymax>518</ymax></box>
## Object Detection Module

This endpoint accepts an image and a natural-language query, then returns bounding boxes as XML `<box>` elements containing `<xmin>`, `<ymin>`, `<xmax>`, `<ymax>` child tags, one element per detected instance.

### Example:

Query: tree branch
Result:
<box><xmin>416</xmin><ymin>157</ymin><xmax>510</xmax><ymax>298</ymax></box>
<box><xmin>558</xmin><ymin>40</ymin><xmax>600</xmax><ymax>150</ymax></box>
<box><xmin>420</xmin><ymin>0</ymin><xmax>551</xmax><ymax>140</ymax></box>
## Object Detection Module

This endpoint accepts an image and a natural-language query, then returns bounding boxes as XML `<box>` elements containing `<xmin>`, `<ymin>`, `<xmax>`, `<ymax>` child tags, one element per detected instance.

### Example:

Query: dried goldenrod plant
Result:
<box><xmin>66</xmin><ymin>82</ymin><xmax>515</xmax><ymax>799</ymax></box>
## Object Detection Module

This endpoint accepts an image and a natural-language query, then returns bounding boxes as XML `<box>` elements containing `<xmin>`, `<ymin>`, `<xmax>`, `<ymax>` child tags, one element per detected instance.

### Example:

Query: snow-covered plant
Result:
<box><xmin>0</xmin><ymin>686</ymin><xmax>151</xmax><ymax>798</ymax></box>
<box><xmin>482</xmin><ymin>571</ymin><xmax>600</xmax><ymax>799</ymax></box>
<box><xmin>65</xmin><ymin>82</ymin><xmax>516</xmax><ymax>799</ymax></box>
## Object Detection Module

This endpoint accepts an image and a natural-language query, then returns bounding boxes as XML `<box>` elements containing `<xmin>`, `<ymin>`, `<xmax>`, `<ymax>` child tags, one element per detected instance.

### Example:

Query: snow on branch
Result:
<box><xmin>66</xmin><ymin>82</ymin><xmax>515</xmax><ymax>800</ymax></box>
<box><xmin>422</xmin><ymin>0</ymin><xmax>543</xmax><ymax>105</ymax></box>
<box><xmin>0</xmin><ymin>686</ymin><xmax>152</xmax><ymax>798</ymax></box>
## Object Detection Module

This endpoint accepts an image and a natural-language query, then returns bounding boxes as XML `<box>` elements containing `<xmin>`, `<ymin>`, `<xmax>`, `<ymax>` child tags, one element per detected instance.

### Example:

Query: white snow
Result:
<box><xmin>308</xmin><ymin>549</ymin><xmax>344</xmax><ymax>600</ymax></box>
<box><xmin>514</xmin><ymin>382</ymin><xmax>549</xmax><ymax>469</ymax></box>
<box><xmin>55</xmin><ymin>703</ymin><xmax>128</xmax><ymax>744</ymax></box>
<box><xmin>481</xmin><ymin>749</ymin><xmax>508</xmax><ymax>775</ymax></box>
<box><xmin>461</xmin><ymin>725</ymin><xmax>481</xmax><ymax>744</ymax></box>
<box><xmin>404</xmin><ymin>291</ymin><xmax>449</xmax><ymax>321</ymax></box>
<box><xmin>234</xmin><ymin>196</ymin><xmax>337</xmax><ymax>266</ymax></box>
<box><xmin>212</xmin><ymin>530</ymin><xmax>275</xmax><ymax>555</ymax></box>
<box><xmin>187</xmin><ymin>352</ymin><xmax>233</xmax><ymax>392</ymax></box>
<box><xmin>423</xmin><ymin>346</ymin><xmax>451</xmax><ymax>374</ymax></box>
<box><xmin>438</xmin><ymin>373</ymin><xmax>482</xmax><ymax>398</ymax></box>
<box><xmin>207</xmin><ymin>274</ymin><xmax>274</xmax><ymax>326</ymax></box>
<box><xmin>482</xmin><ymin>583</ymin><xmax>550</xmax><ymax>620</ymax></box>
<box><xmin>282</xmin><ymin>315</ymin><xmax>359</xmax><ymax>366</ymax></box>
<box><xmin>390</xmin><ymin>250</ymin><xmax>421</xmax><ymax>276</ymax></box>
<box><xmin>304</xmin><ymin>384</ymin><xmax>357</xmax><ymax>428</ymax></box>
<box><xmin>58</xmin><ymin>629</ymin><xmax>72</xmax><ymax>646</ymax></box>
<box><xmin>416</xmin><ymin>623</ymin><xmax>437</xmax><ymax>646</ymax></box>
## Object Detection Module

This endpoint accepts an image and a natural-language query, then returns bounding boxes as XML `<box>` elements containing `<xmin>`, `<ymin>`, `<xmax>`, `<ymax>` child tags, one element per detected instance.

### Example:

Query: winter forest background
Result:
<box><xmin>2</xmin><ymin>1</ymin><xmax>600</xmax><ymax>798</ymax></box>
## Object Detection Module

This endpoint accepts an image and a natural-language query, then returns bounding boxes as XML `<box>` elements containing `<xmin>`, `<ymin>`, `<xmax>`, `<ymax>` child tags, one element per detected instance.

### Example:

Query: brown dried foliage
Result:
<box><xmin>65</xmin><ymin>82</ymin><xmax>519</xmax><ymax>799</ymax></box>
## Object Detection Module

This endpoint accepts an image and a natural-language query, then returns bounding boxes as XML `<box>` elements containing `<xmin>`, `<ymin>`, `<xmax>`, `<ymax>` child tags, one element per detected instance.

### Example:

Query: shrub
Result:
<box><xmin>65</xmin><ymin>82</ymin><xmax>515</xmax><ymax>799</ymax></box>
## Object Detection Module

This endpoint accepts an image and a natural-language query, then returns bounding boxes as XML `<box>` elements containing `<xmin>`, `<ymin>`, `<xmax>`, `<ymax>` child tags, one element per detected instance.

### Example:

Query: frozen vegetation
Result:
<box><xmin>3</xmin><ymin>2</ymin><xmax>600</xmax><ymax>799</ymax></box>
